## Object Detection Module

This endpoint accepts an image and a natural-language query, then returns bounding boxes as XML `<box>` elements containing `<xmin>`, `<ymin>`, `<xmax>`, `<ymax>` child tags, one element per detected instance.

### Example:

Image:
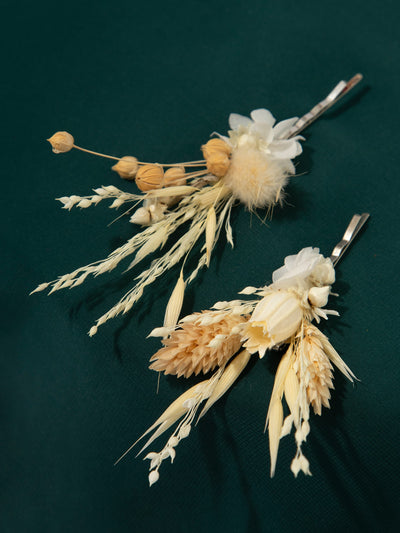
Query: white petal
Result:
<box><xmin>269</xmin><ymin>139</ymin><xmax>303</xmax><ymax>160</ymax></box>
<box><xmin>272</xmin><ymin>247</ymin><xmax>322</xmax><ymax>288</ymax></box>
<box><xmin>272</xmin><ymin>117</ymin><xmax>299</xmax><ymax>139</ymax></box>
<box><xmin>229</xmin><ymin>113</ymin><xmax>252</xmax><ymax>130</ymax></box>
<box><xmin>250</xmin><ymin>108</ymin><xmax>276</xmax><ymax>128</ymax></box>
<box><xmin>249</xmin><ymin>121</ymin><xmax>273</xmax><ymax>140</ymax></box>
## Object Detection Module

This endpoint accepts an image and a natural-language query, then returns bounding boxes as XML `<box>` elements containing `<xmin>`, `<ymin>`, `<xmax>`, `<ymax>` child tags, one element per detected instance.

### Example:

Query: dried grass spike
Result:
<box><xmin>163</xmin><ymin>271</ymin><xmax>186</xmax><ymax>329</ymax></box>
<box><xmin>149</xmin><ymin>312</ymin><xmax>246</xmax><ymax>378</ymax></box>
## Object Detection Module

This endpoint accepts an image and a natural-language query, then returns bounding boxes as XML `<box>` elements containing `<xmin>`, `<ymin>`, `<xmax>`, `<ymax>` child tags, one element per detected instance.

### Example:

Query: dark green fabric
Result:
<box><xmin>2</xmin><ymin>0</ymin><xmax>399</xmax><ymax>531</ymax></box>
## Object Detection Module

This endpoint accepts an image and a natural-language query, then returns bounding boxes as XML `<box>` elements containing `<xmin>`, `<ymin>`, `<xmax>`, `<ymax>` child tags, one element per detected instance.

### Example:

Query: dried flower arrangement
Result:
<box><xmin>115</xmin><ymin>214</ymin><xmax>369</xmax><ymax>485</ymax></box>
<box><xmin>32</xmin><ymin>75</ymin><xmax>362</xmax><ymax>335</ymax></box>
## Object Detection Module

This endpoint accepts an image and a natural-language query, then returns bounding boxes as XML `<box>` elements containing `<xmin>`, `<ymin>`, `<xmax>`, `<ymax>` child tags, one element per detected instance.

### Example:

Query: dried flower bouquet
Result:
<box><xmin>32</xmin><ymin>76</ymin><xmax>362</xmax><ymax>334</ymax></box>
<box><xmin>115</xmin><ymin>214</ymin><xmax>369</xmax><ymax>485</ymax></box>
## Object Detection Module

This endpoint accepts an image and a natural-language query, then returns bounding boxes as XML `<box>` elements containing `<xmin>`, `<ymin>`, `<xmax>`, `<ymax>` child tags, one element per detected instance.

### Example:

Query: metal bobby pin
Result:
<box><xmin>330</xmin><ymin>213</ymin><xmax>370</xmax><ymax>266</ymax></box>
<box><xmin>284</xmin><ymin>73</ymin><xmax>363</xmax><ymax>139</ymax></box>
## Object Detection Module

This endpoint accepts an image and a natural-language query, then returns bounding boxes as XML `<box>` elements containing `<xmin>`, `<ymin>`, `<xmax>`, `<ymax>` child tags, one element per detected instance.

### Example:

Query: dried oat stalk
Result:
<box><xmin>149</xmin><ymin>311</ymin><xmax>247</xmax><ymax>378</ymax></box>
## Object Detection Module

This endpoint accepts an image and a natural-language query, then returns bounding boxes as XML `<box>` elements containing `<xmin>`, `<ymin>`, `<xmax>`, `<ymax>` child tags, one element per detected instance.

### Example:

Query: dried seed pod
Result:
<box><xmin>206</xmin><ymin>152</ymin><xmax>230</xmax><ymax>177</ymax></box>
<box><xmin>135</xmin><ymin>164</ymin><xmax>164</xmax><ymax>192</ymax></box>
<box><xmin>202</xmin><ymin>139</ymin><xmax>231</xmax><ymax>178</ymax></box>
<box><xmin>201</xmin><ymin>138</ymin><xmax>232</xmax><ymax>159</ymax></box>
<box><xmin>112</xmin><ymin>156</ymin><xmax>138</xmax><ymax>180</ymax></box>
<box><xmin>47</xmin><ymin>131</ymin><xmax>74</xmax><ymax>153</ymax></box>
<box><xmin>163</xmin><ymin>166</ymin><xmax>187</xmax><ymax>187</ymax></box>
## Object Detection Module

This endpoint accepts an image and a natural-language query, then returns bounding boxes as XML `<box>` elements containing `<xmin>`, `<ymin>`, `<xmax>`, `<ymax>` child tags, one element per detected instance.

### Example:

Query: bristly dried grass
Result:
<box><xmin>266</xmin><ymin>320</ymin><xmax>356</xmax><ymax>478</ymax></box>
<box><xmin>149</xmin><ymin>311</ymin><xmax>247</xmax><ymax>378</ymax></box>
<box><xmin>34</xmin><ymin>182</ymin><xmax>235</xmax><ymax>335</ymax></box>
<box><xmin>302</xmin><ymin>324</ymin><xmax>334</xmax><ymax>415</ymax></box>
<box><xmin>163</xmin><ymin>271</ymin><xmax>185</xmax><ymax>330</ymax></box>
<box><xmin>122</xmin><ymin>348</ymin><xmax>252</xmax><ymax>486</ymax></box>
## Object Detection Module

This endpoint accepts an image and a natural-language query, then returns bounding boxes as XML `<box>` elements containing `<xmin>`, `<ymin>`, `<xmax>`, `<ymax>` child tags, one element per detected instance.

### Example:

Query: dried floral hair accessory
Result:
<box><xmin>115</xmin><ymin>213</ymin><xmax>369</xmax><ymax>485</ymax></box>
<box><xmin>33</xmin><ymin>75</ymin><xmax>363</xmax><ymax>335</ymax></box>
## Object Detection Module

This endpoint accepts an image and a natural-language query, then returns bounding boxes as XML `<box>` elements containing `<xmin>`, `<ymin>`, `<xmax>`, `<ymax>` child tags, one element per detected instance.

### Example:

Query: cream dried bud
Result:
<box><xmin>135</xmin><ymin>164</ymin><xmax>164</xmax><ymax>192</ymax></box>
<box><xmin>243</xmin><ymin>291</ymin><xmax>303</xmax><ymax>358</ymax></box>
<box><xmin>308</xmin><ymin>286</ymin><xmax>330</xmax><ymax>308</ymax></box>
<box><xmin>310</xmin><ymin>258</ymin><xmax>335</xmax><ymax>286</ymax></box>
<box><xmin>112</xmin><ymin>156</ymin><xmax>138</xmax><ymax>180</ymax></box>
<box><xmin>163</xmin><ymin>166</ymin><xmax>187</xmax><ymax>187</ymax></box>
<box><xmin>47</xmin><ymin>131</ymin><xmax>74</xmax><ymax>153</ymax></box>
<box><xmin>202</xmin><ymin>138</ymin><xmax>232</xmax><ymax>178</ymax></box>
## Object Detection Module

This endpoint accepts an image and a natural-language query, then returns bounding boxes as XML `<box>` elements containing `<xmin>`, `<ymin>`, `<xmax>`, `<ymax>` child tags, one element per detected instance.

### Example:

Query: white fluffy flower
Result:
<box><xmin>272</xmin><ymin>247</ymin><xmax>335</xmax><ymax>290</ymax></box>
<box><xmin>272</xmin><ymin>247</ymin><xmax>323</xmax><ymax>289</ymax></box>
<box><xmin>218</xmin><ymin>109</ymin><xmax>304</xmax><ymax>210</ymax></box>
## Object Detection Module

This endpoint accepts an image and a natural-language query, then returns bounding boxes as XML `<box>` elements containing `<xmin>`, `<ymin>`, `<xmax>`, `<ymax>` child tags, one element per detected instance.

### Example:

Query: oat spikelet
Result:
<box><xmin>163</xmin><ymin>271</ymin><xmax>186</xmax><ymax>329</ymax></box>
<box><xmin>149</xmin><ymin>312</ymin><xmax>246</xmax><ymax>378</ymax></box>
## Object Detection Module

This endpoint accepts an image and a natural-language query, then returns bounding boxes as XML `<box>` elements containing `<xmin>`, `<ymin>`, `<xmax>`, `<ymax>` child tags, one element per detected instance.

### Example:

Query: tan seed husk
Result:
<box><xmin>47</xmin><ymin>131</ymin><xmax>74</xmax><ymax>153</ymax></box>
<box><xmin>136</xmin><ymin>164</ymin><xmax>164</xmax><ymax>192</ymax></box>
<box><xmin>202</xmin><ymin>139</ymin><xmax>231</xmax><ymax>178</ymax></box>
<box><xmin>201</xmin><ymin>138</ymin><xmax>232</xmax><ymax>159</ymax></box>
<box><xmin>163</xmin><ymin>166</ymin><xmax>187</xmax><ymax>187</ymax></box>
<box><xmin>112</xmin><ymin>156</ymin><xmax>138</xmax><ymax>180</ymax></box>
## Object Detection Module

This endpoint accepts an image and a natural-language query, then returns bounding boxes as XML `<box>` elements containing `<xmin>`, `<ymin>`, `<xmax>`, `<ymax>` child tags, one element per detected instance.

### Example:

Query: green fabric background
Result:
<box><xmin>2</xmin><ymin>0</ymin><xmax>399</xmax><ymax>531</ymax></box>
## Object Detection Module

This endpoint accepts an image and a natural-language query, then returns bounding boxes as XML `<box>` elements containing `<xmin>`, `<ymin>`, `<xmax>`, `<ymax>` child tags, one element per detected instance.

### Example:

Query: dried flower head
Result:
<box><xmin>243</xmin><ymin>290</ymin><xmax>303</xmax><ymax>357</ymax></box>
<box><xmin>47</xmin><ymin>131</ymin><xmax>74</xmax><ymax>153</ymax></box>
<box><xmin>218</xmin><ymin>110</ymin><xmax>304</xmax><ymax>209</ymax></box>
<box><xmin>112</xmin><ymin>156</ymin><xmax>138</xmax><ymax>180</ymax></box>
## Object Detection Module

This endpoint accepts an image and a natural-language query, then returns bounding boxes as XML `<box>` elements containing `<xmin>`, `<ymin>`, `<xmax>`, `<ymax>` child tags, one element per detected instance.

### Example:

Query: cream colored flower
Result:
<box><xmin>221</xmin><ymin>109</ymin><xmax>303</xmax><ymax>159</ymax></box>
<box><xmin>243</xmin><ymin>291</ymin><xmax>303</xmax><ymax>357</ymax></box>
<box><xmin>272</xmin><ymin>247</ymin><xmax>335</xmax><ymax>289</ymax></box>
<box><xmin>216</xmin><ymin>109</ymin><xmax>304</xmax><ymax>209</ymax></box>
